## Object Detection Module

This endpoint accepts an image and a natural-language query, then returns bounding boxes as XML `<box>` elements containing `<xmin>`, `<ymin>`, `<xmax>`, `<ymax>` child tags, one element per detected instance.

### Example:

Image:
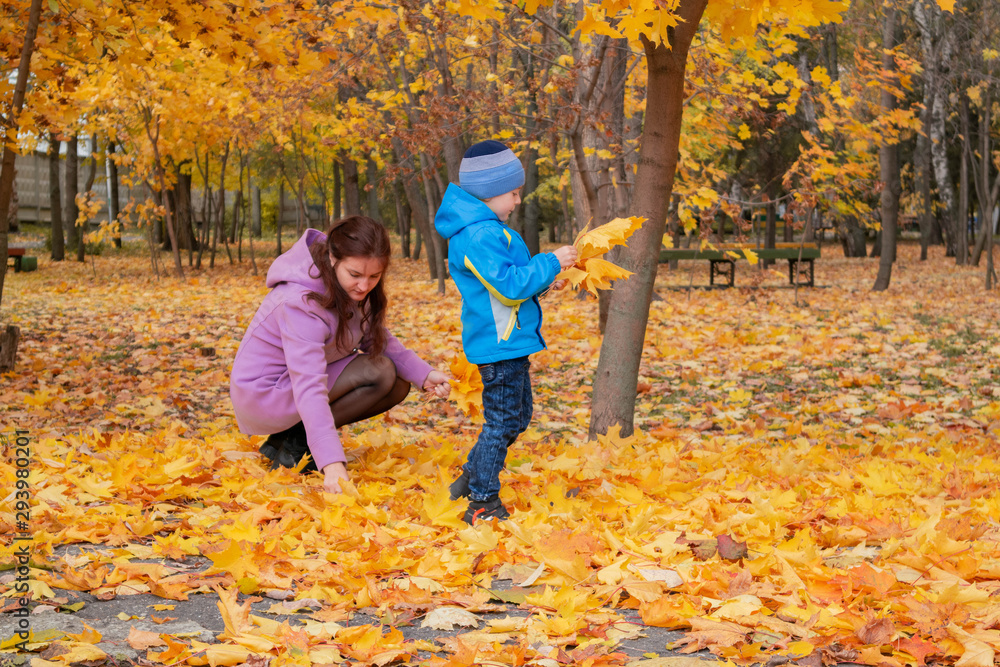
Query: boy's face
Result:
<box><xmin>483</xmin><ymin>188</ymin><xmax>521</xmax><ymax>222</ymax></box>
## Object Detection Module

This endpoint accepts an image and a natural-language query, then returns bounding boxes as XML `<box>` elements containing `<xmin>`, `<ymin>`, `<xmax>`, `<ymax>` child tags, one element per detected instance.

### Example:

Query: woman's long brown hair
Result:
<box><xmin>307</xmin><ymin>216</ymin><xmax>391</xmax><ymax>357</ymax></box>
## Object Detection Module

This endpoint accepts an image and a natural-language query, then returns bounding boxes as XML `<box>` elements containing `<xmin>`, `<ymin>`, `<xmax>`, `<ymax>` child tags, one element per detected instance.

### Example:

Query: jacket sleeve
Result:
<box><xmin>275</xmin><ymin>299</ymin><xmax>345</xmax><ymax>469</ymax></box>
<box><xmin>463</xmin><ymin>227</ymin><xmax>561</xmax><ymax>303</ymax></box>
<box><xmin>382</xmin><ymin>330</ymin><xmax>434</xmax><ymax>389</ymax></box>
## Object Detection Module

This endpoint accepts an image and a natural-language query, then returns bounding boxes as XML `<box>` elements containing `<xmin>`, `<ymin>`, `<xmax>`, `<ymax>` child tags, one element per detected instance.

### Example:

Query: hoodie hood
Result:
<box><xmin>435</xmin><ymin>183</ymin><xmax>500</xmax><ymax>240</ymax></box>
<box><xmin>266</xmin><ymin>228</ymin><xmax>327</xmax><ymax>291</ymax></box>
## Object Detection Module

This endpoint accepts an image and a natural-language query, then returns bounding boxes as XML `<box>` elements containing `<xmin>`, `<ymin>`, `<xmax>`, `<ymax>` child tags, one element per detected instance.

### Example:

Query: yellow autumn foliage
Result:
<box><xmin>1</xmin><ymin>243</ymin><xmax>999</xmax><ymax>666</ymax></box>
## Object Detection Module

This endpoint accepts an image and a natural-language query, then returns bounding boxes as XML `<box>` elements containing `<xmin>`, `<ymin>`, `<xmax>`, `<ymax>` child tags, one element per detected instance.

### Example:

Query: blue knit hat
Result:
<box><xmin>459</xmin><ymin>140</ymin><xmax>525</xmax><ymax>200</ymax></box>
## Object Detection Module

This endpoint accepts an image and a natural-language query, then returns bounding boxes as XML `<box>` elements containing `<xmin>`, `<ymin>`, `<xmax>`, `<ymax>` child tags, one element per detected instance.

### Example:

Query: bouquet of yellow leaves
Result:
<box><xmin>557</xmin><ymin>216</ymin><xmax>645</xmax><ymax>295</ymax></box>
<box><xmin>448</xmin><ymin>354</ymin><xmax>483</xmax><ymax>417</ymax></box>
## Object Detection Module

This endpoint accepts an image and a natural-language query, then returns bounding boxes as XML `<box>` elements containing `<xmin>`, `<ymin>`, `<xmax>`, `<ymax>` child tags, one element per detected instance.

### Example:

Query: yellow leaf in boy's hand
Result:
<box><xmin>448</xmin><ymin>354</ymin><xmax>483</xmax><ymax>417</ymax></box>
<box><xmin>575</xmin><ymin>216</ymin><xmax>644</xmax><ymax>259</ymax></box>
<box><xmin>570</xmin><ymin>258</ymin><xmax>633</xmax><ymax>295</ymax></box>
<box><xmin>562</xmin><ymin>216</ymin><xmax>643</xmax><ymax>295</ymax></box>
<box><xmin>556</xmin><ymin>266</ymin><xmax>589</xmax><ymax>289</ymax></box>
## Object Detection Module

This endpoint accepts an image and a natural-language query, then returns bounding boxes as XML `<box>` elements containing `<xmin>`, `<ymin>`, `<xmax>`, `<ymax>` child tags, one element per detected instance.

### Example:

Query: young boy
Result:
<box><xmin>434</xmin><ymin>140</ymin><xmax>578</xmax><ymax>523</ymax></box>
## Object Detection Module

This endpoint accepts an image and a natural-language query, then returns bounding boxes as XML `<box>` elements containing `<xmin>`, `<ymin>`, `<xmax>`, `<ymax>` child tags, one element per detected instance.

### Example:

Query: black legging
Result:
<box><xmin>327</xmin><ymin>354</ymin><xmax>411</xmax><ymax>426</ymax></box>
<box><xmin>262</xmin><ymin>355</ymin><xmax>411</xmax><ymax>471</ymax></box>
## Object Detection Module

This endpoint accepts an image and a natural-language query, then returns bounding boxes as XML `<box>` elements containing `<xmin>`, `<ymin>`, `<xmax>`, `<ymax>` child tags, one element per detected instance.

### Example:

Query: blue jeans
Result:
<box><xmin>464</xmin><ymin>356</ymin><xmax>532</xmax><ymax>501</ymax></box>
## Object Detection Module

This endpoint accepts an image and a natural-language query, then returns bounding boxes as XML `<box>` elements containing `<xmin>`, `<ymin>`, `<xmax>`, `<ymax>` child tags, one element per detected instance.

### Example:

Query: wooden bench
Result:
<box><xmin>659</xmin><ymin>243</ymin><xmax>821</xmax><ymax>287</ymax></box>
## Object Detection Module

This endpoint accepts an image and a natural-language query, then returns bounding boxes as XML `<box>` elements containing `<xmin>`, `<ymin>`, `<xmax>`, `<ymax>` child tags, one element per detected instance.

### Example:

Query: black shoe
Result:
<box><xmin>463</xmin><ymin>497</ymin><xmax>510</xmax><ymax>524</ymax></box>
<box><xmin>449</xmin><ymin>471</ymin><xmax>470</xmax><ymax>500</ymax></box>
<box><xmin>259</xmin><ymin>422</ymin><xmax>316</xmax><ymax>472</ymax></box>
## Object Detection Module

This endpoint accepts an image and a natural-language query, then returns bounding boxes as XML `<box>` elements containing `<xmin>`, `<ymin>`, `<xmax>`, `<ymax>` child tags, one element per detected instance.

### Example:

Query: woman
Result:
<box><xmin>230</xmin><ymin>216</ymin><xmax>450</xmax><ymax>493</ymax></box>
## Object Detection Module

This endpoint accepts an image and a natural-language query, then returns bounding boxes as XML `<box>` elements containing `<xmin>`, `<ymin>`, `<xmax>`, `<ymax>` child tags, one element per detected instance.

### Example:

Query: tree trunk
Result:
<box><xmin>394</xmin><ymin>178</ymin><xmax>411</xmax><ymax>258</ymax></box>
<box><xmin>914</xmin><ymin>0</ymin><xmax>959</xmax><ymax>260</ymax></box>
<box><xmin>77</xmin><ymin>134</ymin><xmax>99</xmax><ymax>262</ymax></box>
<box><xmin>144</xmin><ymin>110</ymin><xmax>185</xmax><ymax>278</ymax></box>
<box><xmin>928</xmin><ymin>31</ymin><xmax>957</xmax><ymax>257</ymax></box>
<box><xmin>49</xmin><ymin>135</ymin><xmax>65</xmax><ymax>261</ymax></box>
<box><xmin>252</xmin><ymin>185</ymin><xmax>262</xmax><ymax>238</ymax></box>
<box><xmin>520</xmin><ymin>47</ymin><xmax>542</xmax><ymax>256</ymax></box>
<box><xmin>981</xmin><ymin>97</ymin><xmax>996</xmax><ymax>289</ymax></box>
<box><xmin>392</xmin><ymin>138</ymin><xmax>437</xmax><ymax>276</ymax></box>
<box><xmin>195</xmin><ymin>151</ymin><xmax>211</xmax><ymax>269</ymax></box>
<box><xmin>295</xmin><ymin>175</ymin><xmax>306</xmax><ymax>234</ymax></box>
<box><xmin>568</xmin><ymin>29</ymin><xmax>609</xmax><ymax>229</ymax></box>
<box><xmin>419</xmin><ymin>153</ymin><xmax>447</xmax><ymax>294</ymax></box>
<box><xmin>402</xmin><ymin>170</ymin><xmax>435</xmax><ymax>273</ymax></box>
<box><xmin>589</xmin><ymin>0</ymin><xmax>708</xmax><ymax>438</ymax></box>
<box><xmin>246</xmin><ymin>157</ymin><xmax>258</xmax><ymax>276</ymax></box>
<box><xmin>0</xmin><ymin>324</ymin><xmax>20</xmax><ymax>372</ymax></box>
<box><xmin>764</xmin><ymin>199</ymin><xmax>777</xmax><ymax>266</ymax></box>
<box><xmin>958</xmin><ymin>93</ymin><xmax>970</xmax><ymax>265</ymax></box>
<box><xmin>210</xmin><ymin>143</ymin><xmax>229</xmax><ymax>268</ymax></box>
<box><xmin>365</xmin><ymin>157</ymin><xmax>379</xmax><ymax>222</ymax></box>
<box><xmin>65</xmin><ymin>134</ymin><xmax>80</xmax><ymax>253</ymax></box>
<box><xmin>107</xmin><ymin>141</ymin><xmax>121</xmax><ymax>248</ymax></box>
<box><xmin>228</xmin><ymin>173</ymin><xmax>239</xmax><ymax>244</ymax></box>
<box><xmin>955</xmin><ymin>86</ymin><xmax>980</xmax><ymax>266</ymax></box>
<box><xmin>168</xmin><ymin>165</ymin><xmax>196</xmax><ymax>257</ymax></box>
<box><xmin>823</xmin><ymin>24</ymin><xmax>839</xmax><ymax>81</ymax></box>
<box><xmin>560</xmin><ymin>173</ymin><xmax>573</xmax><ymax>242</ymax></box>
<box><xmin>333</xmin><ymin>160</ymin><xmax>341</xmax><ymax>221</ymax></box>
<box><xmin>342</xmin><ymin>154</ymin><xmax>362</xmax><ymax>217</ymax></box>
<box><xmin>233</xmin><ymin>168</ymin><xmax>244</xmax><ymax>263</ymax></box>
<box><xmin>276</xmin><ymin>180</ymin><xmax>284</xmax><ymax>256</ymax></box>
<box><xmin>839</xmin><ymin>216</ymin><xmax>868</xmax><ymax>257</ymax></box>
<box><xmin>0</xmin><ymin>0</ymin><xmax>42</xmax><ymax>315</ymax></box>
<box><xmin>873</xmin><ymin>7</ymin><xmax>900</xmax><ymax>291</ymax></box>
<box><xmin>916</xmin><ymin>105</ymin><xmax>933</xmax><ymax>260</ymax></box>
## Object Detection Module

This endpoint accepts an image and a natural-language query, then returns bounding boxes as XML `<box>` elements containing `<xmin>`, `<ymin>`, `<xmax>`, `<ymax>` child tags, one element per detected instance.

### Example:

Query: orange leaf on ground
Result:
<box><xmin>126</xmin><ymin>626</ymin><xmax>167</xmax><ymax>650</ymax></box>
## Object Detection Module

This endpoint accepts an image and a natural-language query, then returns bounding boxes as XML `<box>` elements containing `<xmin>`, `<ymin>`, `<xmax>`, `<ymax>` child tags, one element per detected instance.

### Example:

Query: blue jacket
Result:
<box><xmin>435</xmin><ymin>184</ymin><xmax>561</xmax><ymax>364</ymax></box>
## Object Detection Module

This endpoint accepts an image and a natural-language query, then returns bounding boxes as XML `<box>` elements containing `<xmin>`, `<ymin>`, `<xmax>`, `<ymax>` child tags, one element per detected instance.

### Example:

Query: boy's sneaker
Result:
<box><xmin>449</xmin><ymin>471</ymin><xmax>470</xmax><ymax>500</ymax></box>
<box><xmin>463</xmin><ymin>497</ymin><xmax>510</xmax><ymax>524</ymax></box>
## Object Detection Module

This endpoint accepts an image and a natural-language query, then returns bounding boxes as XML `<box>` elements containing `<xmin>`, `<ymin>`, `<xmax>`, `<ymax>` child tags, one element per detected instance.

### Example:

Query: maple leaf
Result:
<box><xmin>205</xmin><ymin>540</ymin><xmax>261</xmax><ymax>581</ymax></box>
<box><xmin>574</xmin><ymin>216</ymin><xmax>645</xmax><ymax>260</ymax></box>
<box><xmin>147</xmin><ymin>634</ymin><xmax>190</xmax><ymax>663</ymax></box>
<box><xmin>126</xmin><ymin>627</ymin><xmax>167</xmax><ymax>650</ymax></box>
<box><xmin>557</xmin><ymin>216</ymin><xmax>645</xmax><ymax>296</ymax></box>
<box><xmin>856</xmin><ymin>616</ymin><xmax>896</xmax><ymax>645</ymax></box>
<box><xmin>64</xmin><ymin>623</ymin><xmax>102</xmax><ymax>644</ymax></box>
<box><xmin>717</xmin><ymin>534</ymin><xmax>749</xmax><ymax>561</ymax></box>
<box><xmin>448</xmin><ymin>354</ymin><xmax>483</xmax><ymax>417</ymax></box>
<box><xmin>421</xmin><ymin>606</ymin><xmax>481</xmax><ymax>631</ymax></box>
<box><xmin>896</xmin><ymin>635</ymin><xmax>940</xmax><ymax>665</ymax></box>
<box><xmin>948</xmin><ymin>624</ymin><xmax>996</xmax><ymax>667</ymax></box>
<box><xmin>215</xmin><ymin>585</ymin><xmax>252</xmax><ymax>638</ymax></box>
<box><xmin>421</xmin><ymin>485</ymin><xmax>468</xmax><ymax>529</ymax></box>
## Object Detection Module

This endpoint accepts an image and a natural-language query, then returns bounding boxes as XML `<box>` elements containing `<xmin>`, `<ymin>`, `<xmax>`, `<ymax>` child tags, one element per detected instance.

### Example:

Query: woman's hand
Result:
<box><xmin>553</xmin><ymin>245</ymin><xmax>579</xmax><ymax>270</ymax></box>
<box><xmin>423</xmin><ymin>370</ymin><xmax>452</xmax><ymax>398</ymax></box>
<box><xmin>322</xmin><ymin>462</ymin><xmax>349</xmax><ymax>493</ymax></box>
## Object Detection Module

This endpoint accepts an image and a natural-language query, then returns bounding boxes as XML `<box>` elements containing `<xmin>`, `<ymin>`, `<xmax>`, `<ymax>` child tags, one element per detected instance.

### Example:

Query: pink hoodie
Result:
<box><xmin>229</xmin><ymin>229</ymin><xmax>433</xmax><ymax>470</ymax></box>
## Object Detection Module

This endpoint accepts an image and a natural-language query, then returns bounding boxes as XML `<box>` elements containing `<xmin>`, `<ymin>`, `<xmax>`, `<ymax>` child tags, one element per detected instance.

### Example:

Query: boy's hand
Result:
<box><xmin>551</xmin><ymin>279</ymin><xmax>569</xmax><ymax>291</ymax></box>
<box><xmin>553</xmin><ymin>245</ymin><xmax>578</xmax><ymax>270</ymax></box>
<box><xmin>423</xmin><ymin>370</ymin><xmax>452</xmax><ymax>398</ymax></box>
<box><xmin>323</xmin><ymin>462</ymin><xmax>349</xmax><ymax>494</ymax></box>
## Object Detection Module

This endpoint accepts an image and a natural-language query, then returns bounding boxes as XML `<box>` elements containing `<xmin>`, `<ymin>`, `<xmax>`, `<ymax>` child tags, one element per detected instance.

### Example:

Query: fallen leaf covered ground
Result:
<box><xmin>1</xmin><ymin>239</ymin><xmax>999</xmax><ymax>667</ymax></box>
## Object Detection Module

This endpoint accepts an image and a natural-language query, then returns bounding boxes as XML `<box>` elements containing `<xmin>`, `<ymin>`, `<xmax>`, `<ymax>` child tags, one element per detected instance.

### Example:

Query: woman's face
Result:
<box><xmin>333</xmin><ymin>254</ymin><xmax>385</xmax><ymax>302</ymax></box>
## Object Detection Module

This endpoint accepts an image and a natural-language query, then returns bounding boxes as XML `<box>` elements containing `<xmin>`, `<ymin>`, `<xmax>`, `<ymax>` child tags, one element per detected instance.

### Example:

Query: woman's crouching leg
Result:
<box><xmin>329</xmin><ymin>355</ymin><xmax>411</xmax><ymax>427</ymax></box>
